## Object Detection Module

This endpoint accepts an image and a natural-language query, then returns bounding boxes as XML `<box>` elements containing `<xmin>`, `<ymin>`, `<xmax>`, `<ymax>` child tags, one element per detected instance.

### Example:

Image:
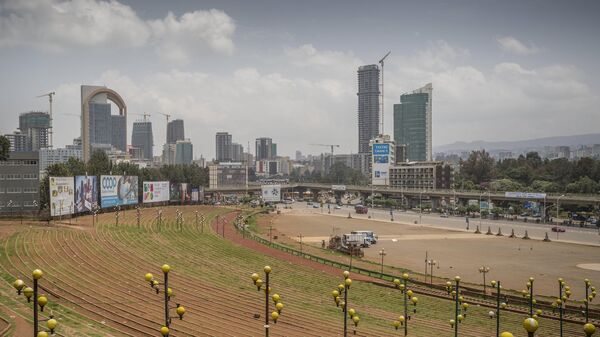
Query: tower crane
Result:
<box><xmin>131</xmin><ymin>112</ymin><xmax>151</xmax><ymax>121</ymax></box>
<box><xmin>158</xmin><ymin>112</ymin><xmax>171</xmax><ymax>123</ymax></box>
<box><xmin>36</xmin><ymin>91</ymin><xmax>55</xmax><ymax>148</ymax></box>
<box><xmin>379</xmin><ymin>51</ymin><xmax>391</xmax><ymax>135</ymax></box>
<box><xmin>310</xmin><ymin>144</ymin><xmax>340</xmax><ymax>157</ymax></box>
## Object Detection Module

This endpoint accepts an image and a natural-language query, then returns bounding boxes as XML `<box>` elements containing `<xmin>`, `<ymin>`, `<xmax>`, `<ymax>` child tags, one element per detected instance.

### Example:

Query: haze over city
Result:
<box><xmin>1</xmin><ymin>0</ymin><xmax>599</xmax><ymax>159</ymax></box>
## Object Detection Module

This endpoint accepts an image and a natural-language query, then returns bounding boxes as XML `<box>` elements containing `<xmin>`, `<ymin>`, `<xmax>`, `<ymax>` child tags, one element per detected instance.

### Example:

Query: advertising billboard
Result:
<box><xmin>372</xmin><ymin>143</ymin><xmax>390</xmax><ymax>186</ymax></box>
<box><xmin>49</xmin><ymin>177</ymin><xmax>75</xmax><ymax>216</ymax></box>
<box><xmin>505</xmin><ymin>192</ymin><xmax>547</xmax><ymax>199</ymax></box>
<box><xmin>191</xmin><ymin>187</ymin><xmax>204</xmax><ymax>203</ymax></box>
<box><xmin>100</xmin><ymin>175</ymin><xmax>138</xmax><ymax>208</ymax></box>
<box><xmin>74</xmin><ymin>176</ymin><xmax>98</xmax><ymax>213</ymax></box>
<box><xmin>170</xmin><ymin>183</ymin><xmax>191</xmax><ymax>203</ymax></box>
<box><xmin>143</xmin><ymin>181</ymin><xmax>170</xmax><ymax>203</ymax></box>
<box><xmin>331</xmin><ymin>185</ymin><xmax>347</xmax><ymax>191</ymax></box>
<box><xmin>262</xmin><ymin>185</ymin><xmax>281</xmax><ymax>202</ymax></box>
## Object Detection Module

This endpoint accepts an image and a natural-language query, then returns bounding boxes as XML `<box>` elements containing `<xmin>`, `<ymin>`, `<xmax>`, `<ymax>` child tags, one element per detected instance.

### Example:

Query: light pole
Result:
<box><xmin>583</xmin><ymin>279</ymin><xmax>596</xmax><ymax>323</ymax></box>
<box><xmin>556</xmin><ymin>194</ymin><xmax>565</xmax><ymax>223</ymax></box>
<box><xmin>419</xmin><ymin>191</ymin><xmax>423</xmax><ymax>224</ymax></box>
<box><xmin>12</xmin><ymin>269</ymin><xmax>59</xmax><ymax>337</ymax></box>
<box><xmin>251</xmin><ymin>266</ymin><xmax>284</xmax><ymax>337</ymax></box>
<box><xmin>330</xmin><ymin>271</ymin><xmax>359</xmax><ymax>337</ymax></box>
<box><xmin>392</xmin><ymin>273</ymin><xmax>418</xmax><ymax>336</ymax></box>
<box><xmin>489</xmin><ymin>280</ymin><xmax>508</xmax><ymax>337</ymax></box>
<box><xmin>144</xmin><ymin>264</ymin><xmax>186</xmax><ymax>336</ymax></box>
<box><xmin>446</xmin><ymin>276</ymin><xmax>468</xmax><ymax>337</ymax></box>
<box><xmin>522</xmin><ymin>277</ymin><xmax>535</xmax><ymax>317</ymax></box>
<box><xmin>135</xmin><ymin>205</ymin><xmax>141</xmax><ymax>228</ymax></box>
<box><xmin>479</xmin><ymin>266</ymin><xmax>491</xmax><ymax>298</ymax></box>
<box><xmin>427</xmin><ymin>259</ymin><xmax>438</xmax><ymax>284</ymax></box>
<box><xmin>379</xmin><ymin>248</ymin><xmax>387</xmax><ymax>275</ymax></box>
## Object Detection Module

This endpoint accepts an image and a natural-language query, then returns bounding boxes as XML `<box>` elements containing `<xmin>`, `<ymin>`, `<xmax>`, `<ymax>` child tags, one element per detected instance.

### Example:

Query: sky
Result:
<box><xmin>1</xmin><ymin>0</ymin><xmax>599</xmax><ymax>160</ymax></box>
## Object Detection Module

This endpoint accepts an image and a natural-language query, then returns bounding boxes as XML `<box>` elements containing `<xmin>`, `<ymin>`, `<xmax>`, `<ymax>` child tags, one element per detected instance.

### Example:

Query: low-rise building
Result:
<box><xmin>209</xmin><ymin>162</ymin><xmax>248</xmax><ymax>189</ymax></box>
<box><xmin>389</xmin><ymin>161</ymin><xmax>453</xmax><ymax>190</ymax></box>
<box><xmin>39</xmin><ymin>145</ymin><xmax>83</xmax><ymax>173</ymax></box>
<box><xmin>0</xmin><ymin>151</ymin><xmax>40</xmax><ymax>214</ymax></box>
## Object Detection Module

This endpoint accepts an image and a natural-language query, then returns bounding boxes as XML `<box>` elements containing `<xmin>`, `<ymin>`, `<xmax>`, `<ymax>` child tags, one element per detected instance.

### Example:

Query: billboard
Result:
<box><xmin>331</xmin><ymin>185</ymin><xmax>347</xmax><ymax>191</ymax></box>
<box><xmin>372</xmin><ymin>143</ymin><xmax>391</xmax><ymax>186</ymax></box>
<box><xmin>49</xmin><ymin>177</ymin><xmax>75</xmax><ymax>216</ymax></box>
<box><xmin>100</xmin><ymin>175</ymin><xmax>138</xmax><ymax>208</ymax></box>
<box><xmin>191</xmin><ymin>187</ymin><xmax>204</xmax><ymax>203</ymax></box>
<box><xmin>143</xmin><ymin>181</ymin><xmax>170</xmax><ymax>203</ymax></box>
<box><xmin>262</xmin><ymin>185</ymin><xmax>281</xmax><ymax>202</ymax></box>
<box><xmin>170</xmin><ymin>183</ymin><xmax>191</xmax><ymax>203</ymax></box>
<box><xmin>505</xmin><ymin>192</ymin><xmax>547</xmax><ymax>199</ymax></box>
<box><xmin>75</xmin><ymin>176</ymin><xmax>98</xmax><ymax>213</ymax></box>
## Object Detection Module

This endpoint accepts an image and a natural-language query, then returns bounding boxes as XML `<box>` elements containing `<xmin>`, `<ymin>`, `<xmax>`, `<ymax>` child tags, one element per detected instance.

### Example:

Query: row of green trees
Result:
<box><xmin>40</xmin><ymin>150</ymin><xmax>208</xmax><ymax>209</ymax></box>
<box><xmin>458</xmin><ymin>150</ymin><xmax>600</xmax><ymax>194</ymax></box>
<box><xmin>289</xmin><ymin>162</ymin><xmax>368</xmax><ymax>185</ymax></box>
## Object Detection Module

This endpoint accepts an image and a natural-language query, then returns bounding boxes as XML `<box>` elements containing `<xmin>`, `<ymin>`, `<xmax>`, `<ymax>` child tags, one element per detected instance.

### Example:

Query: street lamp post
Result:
<box><xmin>556</xmin><ymin>194</ymin><xmax>565</xmax><ymax>223</ymax></box>
<box><xmin>446</xmin><ymin>276</ymin><xmax>468</xmax><ymax>337</ymax></box>
<box><xmin>419</xmin><ymin>191</ymin><xmax>423</xmax><ymax>224</ymax></box>
<box><xmin>489</xmin><ymin>280</ymin><xmax>507</xmax><ymax>337</ymax></box>
<box><xmin>522</xmin><ymin>277</ymin><xmax>535</xmax><ymax>317</ymax></box>
<box><xmin>136</xmin><ymin>205</ymin><xmax>141</xmax><ymax>228</ymax></box>
<box><xmin>392</xmin><ymin>273</ymin><xmax>418</xmax><ymax>336</ymax></box>
<box><xmin>12</xmin><ymin>269</ymin><xmax>59</xmax><ymax>337</ymax></box>
<box><xmin>583</xmin><ymin>279</ymin><xmax>596</xmax><ymax>323</ymax></box>
<box><xmin>479</xmin><ymin>266</ymin><xmax>491</xmax><ymax>298</ymax></box>
<box><xmin>427</xmin><ymin>259</ymin><xmax>438</xmax><ymax>284</ymax></box>
<box><xmin>330</xmin><ymin>271</ymin><xmax>359</xmax><ymax>337</ymax></box>
<box><xmin>379</xmin><ymin>248</ymin><xmax>387</xmax><ymax>275</ymax></box>
<box><xmin>251</xmin><ymin>266</ymin><xmax>284</xmax><ymax>337</ymax></box>
<box><xmin>144</xmin><ymin>264</ymin><xmax>186</xmax><ymax>336</ymax></box>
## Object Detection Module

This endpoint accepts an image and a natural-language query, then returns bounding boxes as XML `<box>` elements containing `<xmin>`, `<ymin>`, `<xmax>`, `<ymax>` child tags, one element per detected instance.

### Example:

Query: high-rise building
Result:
<box><xmin>357</xmin><ymin>65</ymin><xmax>380</xmax><ymax>154</ymax></box>
<box><xmin>81</xmin><ymin>85</ymin><xmax>127</xmax><ymax>162</ymax></box>
<box><xmin>4</xmin><ymin>131</ymin><xmax>30</xmax><ymax>152</ymax></box>
<box><xmin>393</xmin><ymin>83</ymin><xmax>433</xmax><ymax>161</ymax></box>
<box><xmin>131</xmin><ymin>120</ymin><xmax>154</xmax><ymax>160</ymax></box>
<box><xmin>19</xmin><ymin>111</ymin><xmax>50</xmax><ymax>150</ymax></box>
<box><xmin>370</xmin><ymin>135</ymin><xmax>395</xmax><ymax>186</ymax></box>
<box><xmin>255</xmin><ymin>137</ymin><xmax>273</xmax><ymax>160</ymax></box>
<box><xmin>231</xmin><ymin>143</ymin><xmax>244</xmax><ymax>162</ymax></box>
<box><xmin>215</xmin><ymin>132</ymin><xmax>233</xmax><ymax>162</ymax></box>
<box><xmin>167</xmin><ymin>119</ymin><xmax>185</xmax><ymax>144</ymax></box>
<box><xmin>175</xmin><ymin>139</ymin><xmax>193</xmax><ymax>165</ymax></box>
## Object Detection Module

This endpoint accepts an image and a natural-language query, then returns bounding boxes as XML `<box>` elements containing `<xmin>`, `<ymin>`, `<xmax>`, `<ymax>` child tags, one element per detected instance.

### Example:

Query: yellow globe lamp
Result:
<box><xmin>47</xmin><ymin>318</ymin><xmax>58</xmax><ymax>333</ymax></box>
<box><xmin>529</xmin><ymin>277</ymin><xmax>534</xmax><ymax>283</ymax></box>
<box><xmin>455</xmin><ymin>276</ymin><xmax>461</xmax><ymax>282</ymax></box>
<box><xmin>144</xmin><ymin>273</ymin><xmax>154</xmax><ymax>283</ymax></box>
<box><xmin>271</xmin><ymin>311</ymin><xmax>279</xmax><ymax>323</ymax></box>
<box><xmin>398</xmin><ymin>315</ymin><xmax>405</xmax><ymax>324</ymax></box>
<box><xmin>255</xmin><ymin>279</ymin><xmax>263</xmax><ymax>290</ymax></box>
<box><xmin>402</xmin><ymin>273</ymin><xmax>409</xmax><ymax>280</ymax></box>
<box><xmin>32</xmin><ymin>269</ymin><xmax>43</xmax><ymax>280</ymax></box>
<box><xmin>160</xmin><ymin>326</ymin><xmax>169</xmax><ymax>336</ymax></box>
<box><xmin>343</xmin><ymin>271</ymin><xmax>350</xmax><ymax>279</ymax></box>
<box><xmin>393</xmin><ymin>279</ymin><xmax>401</xmax><ymax>287</ymax></box>
<box><xmin>38</xmin><ymin>295</ymin><xmax>48</xmax><ymax>311</ymax></box>
<box><xmin>332</xmin><ymin>290</ymin><xmax>340</xmax><ymax>298</ymax></box>
<box><xmin>348</xmin><ymin>308</ymin><xmax>356</xmax><ymax>317</ymax></box>
<box><xmin>406</xmin><ymin>290</ymin><xmax>413</xmax><ymax>298</ymax></box>
<box><xmin>338</xmin><ymin>284</ymin><xmax>345</xmax><ymax>292</ymax></box>
<box><xmin>276</xmin><ymin>302</ymin><xmax>284</xmax><ymax>313</ymax></box>
<box><xmin>176</xmin><ymin>305</ymin><xmax>186</xmax><ymax>319</ymax></box>
<box><xmin>344</xmin><ymin>278</ymin><xmax>352</xmax><ymax>288</ymax></box>
<box><xmin>13</xmin><ymin>279</ymin><xmax>25</xmax><ymax>292</ymax></box>
<box><xmin>491</xmin><ymin>280</ymin><xmax>497</xmax><ymax>287</ymax></box>
<box><xmin>500</xmin><ymin>332</ymin><xmax>514</xmax><ymax>337</ymax></box>
<box><xmin>393</xmin><ymin>320</ymin><xmax>401</xmax><ymax>330</ymax></box>
<box><xmin>523</xmin><ymin>317</ymin><xmax>539</xmax><ymax>334</ymax></box>
<box><xmin>412</xmin><ymin>297</ymin><xmax>419</xmax><ymax>306</ymax></box>
<box><xmin>37</xmin><ymin>332</ymin><xmax>48</xmax><ymax>337</ymax></box>
<box><xmin>272</xmin><ymin>293</ymin><xmax>280</xmax><ymax>303</ymax></box>
<box><xmin>161</xmin><ymin>264</ymin><xmax>171</xmax><ymax>274</ymax></box>
<box><xmin>501</xmin><ymin>302</ymin><xmax>507</xmax><ymax>309</ymax></box>
<box><xmin>152</xmin><ymin>280</ymin><xmax>159</xmax><ymax>287</ymax></box>
<box><xmin>352</xmin><ymin>315</ymin><xmax>360</xmax><ymax>327</ymax></box>
<box><xmin>535</xmin><ymin>309</ymin><xmax>542</xmax><ymax>316</ymax></box>
<box><xmin>449</xmin><ymin>319</ymin><xmax>455</xmax><ymax>327</ymax></box>
<box><xmin>23</xmin><ymin>287</ymin><xmax>33</xmax><ymax>301</ymax></box>
<box><xmin>457</xmin><ymin>314</ymin><xmax>464</xmax><ymax>322</ymax></box>
<box><xmin>264</xmin><ymin>266</ymin><xmax>272</xmax><ymax>274</ymax></box>
<box><xmin>584</xmin><ymin>323</ymin><xmax>596</xmax><ymax>337</ymax></box>
<box><xmin>462</xmin><ymin>302</ymin><xmax>469</xmax><ymax>312</ymax></box>
<box><xmin>167</xmin><ymin>288</ymin><xmax>173</xmax><ymax>297</ymax></box>
<box><xmin>251</xmin><ymin>273</ymin><xmax>259</xmax><ymax>283</ymax></box>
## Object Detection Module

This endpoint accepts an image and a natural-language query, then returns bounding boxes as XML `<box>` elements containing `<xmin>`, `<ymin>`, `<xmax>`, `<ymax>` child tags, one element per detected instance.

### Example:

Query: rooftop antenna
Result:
<box><xmin>379</xmin><ymin>51</ymin><xmax>391</xmax><ymax>135</ymax></box>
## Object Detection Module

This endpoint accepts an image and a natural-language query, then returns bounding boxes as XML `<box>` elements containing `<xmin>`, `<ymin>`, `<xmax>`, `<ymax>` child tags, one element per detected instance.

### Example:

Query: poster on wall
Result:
<box><xmin>372</xmin><ymin>143</ymin><xmax>391</xmax><ymax>186</ymax></box>
<box><xmin>49</xmin><ymin>176</ymin><xmax>75</xmax><ymax>216</ymax></box>
<box><xmin>74</xmin><ymin>176</ymin><xmax>98</xmax><ymax>213</ymax></box>
<box><xmin>170</xmin><ymin>183</ymin><xmax>191</xmax><ymax>203</ymax></box>
<box><xmin>143</xmin><ymin>181</ymin><xmax>170</xmax><ymax>203</ymax></box>
<box><xmin>262</xmin><ymin>185</ymin><xmax>281</xmax><ymax>202</ymax></box>
<box><xmin>100</xmin><ymin>175</ymin><xmax>138</xmax><ymax>208</ymax></box>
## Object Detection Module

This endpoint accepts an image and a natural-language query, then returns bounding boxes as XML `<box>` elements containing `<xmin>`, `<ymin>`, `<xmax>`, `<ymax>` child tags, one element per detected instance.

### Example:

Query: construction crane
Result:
<box><xmin>131</xmin><ymin>112</ymin><xmax>151</xmax><ymax>121</ymax></box>
<box><xmin>379</xmin><ymin>51</ymin><xmax>391</xmax><ymax>135</ymax></box>
<box><xmin>310</xmin><ymin>144</ymin><xmax>340</xmax><ymax>157</ymax></box>
<box><xmin>36</xmin><ymin>91</ymin><xmax>55</xmax><ymax>148</ymax></box>
<box><xmin>158</xmin><ymin>112</ymin><xmax>171</xmax><ymax>123</ymax></box>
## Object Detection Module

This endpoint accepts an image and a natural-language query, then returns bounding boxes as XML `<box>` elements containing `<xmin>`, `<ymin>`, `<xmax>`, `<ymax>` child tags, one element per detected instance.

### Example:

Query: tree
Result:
<box><xmin>490</xmin><ymin>178</ymin><xmax>525</xmax><ymax>192</ymax></box>
<box><xmin>86</xmin><ymin>150</ymin><xmax>111</xmax><ymax>176</ymax></box>
<box><xmin>460</xmin><ymin>150</ymin><xmax>496</xmax><ymax>185</ymax></box>
<box><xmin>0</xmin><ymin>135</ymin><xmax>9</xmax><ymax>161</ymax></box>
<box><xmin>565</xmin><ymin>176</ymin><xmax>599</xmax><ymax>194</ymax></box>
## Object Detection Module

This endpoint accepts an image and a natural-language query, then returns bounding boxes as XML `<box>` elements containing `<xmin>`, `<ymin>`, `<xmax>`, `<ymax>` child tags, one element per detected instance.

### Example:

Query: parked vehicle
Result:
<box><xmin>551</xmin><ymin>226</ymin><xmax>566</xmax><ymax>233</ymax></box>
<box><xmin>440</xmin><ymin>213</ymin><xmax>449</xmax><ymax>218</ymax></box>
<box><xmin>334</xmin><ymin>205</ymin><xmax>341</xmax><ymax>210</ymax></box>
<box><xmin>350</xmin><ymin>230</ymin><xmax>378</xmax><ymax>244</ymax></box>
<box><xmin>343</xmin><ymin>233</ymin><xmax>370</xmax><ymax>248</ymax></box>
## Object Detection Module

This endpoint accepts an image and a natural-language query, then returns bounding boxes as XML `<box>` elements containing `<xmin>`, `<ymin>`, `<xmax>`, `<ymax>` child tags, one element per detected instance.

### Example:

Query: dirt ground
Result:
<box><xmin>271</xmin><ymin>210</ymin><xmax>600</xmax><ymax>298</ymax></box>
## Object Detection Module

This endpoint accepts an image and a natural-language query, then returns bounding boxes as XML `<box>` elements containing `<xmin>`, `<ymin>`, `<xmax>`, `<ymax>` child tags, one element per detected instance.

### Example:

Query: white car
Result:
<box><xmin>334</xmin><ymin>205</ymin><xmax>341</xmax><ymax>209</ymax></box>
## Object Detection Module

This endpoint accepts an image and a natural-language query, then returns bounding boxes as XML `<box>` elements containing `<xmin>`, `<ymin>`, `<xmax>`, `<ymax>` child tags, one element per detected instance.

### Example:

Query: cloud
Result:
<box><xmin>497</xmin><ymin>36</ymin><xmax>539</xmax><ymax>55</ymax></box>
<box><xmin>0</xmin><ymin>0</ymin><xmax>235</xmax><ymax>62</ymax></box>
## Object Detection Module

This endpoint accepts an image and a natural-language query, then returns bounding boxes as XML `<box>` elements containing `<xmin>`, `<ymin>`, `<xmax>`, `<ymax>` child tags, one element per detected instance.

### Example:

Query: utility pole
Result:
<box><xmin>378</xmin><ymin>51</ymin><xmax>391</xmax><ymax>134</ymax></box>
<box><xmin>36</xmin><ymin>92</ymin><xmax>55</xmax><ymax>149</ymax></box>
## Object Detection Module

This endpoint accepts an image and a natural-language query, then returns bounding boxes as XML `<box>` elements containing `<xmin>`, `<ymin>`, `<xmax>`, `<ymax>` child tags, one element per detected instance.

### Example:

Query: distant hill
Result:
<box><xmin>434</xmin><ymin>133</ymin><xmax>600</xmax><ymax>153</ymax></box>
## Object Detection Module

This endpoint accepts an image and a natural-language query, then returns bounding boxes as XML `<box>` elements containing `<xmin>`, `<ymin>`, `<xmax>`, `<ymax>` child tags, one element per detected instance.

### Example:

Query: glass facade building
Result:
<box><xmin>393</xmin><ymin>83</ymin><xmax>433</xmax><ymax>162</ymax></box>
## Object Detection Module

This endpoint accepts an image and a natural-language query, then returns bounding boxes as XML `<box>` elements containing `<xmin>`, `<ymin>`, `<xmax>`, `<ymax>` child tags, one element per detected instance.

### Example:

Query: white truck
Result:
<box><xmin>351</xmin><ymin>230</ymin><xmax>378</xmax><ymax>245</ymax></box>
<box><xmin>342</xmin><ymin>233</ymin><xmax>370</xmax><ymax>248</ymax></box>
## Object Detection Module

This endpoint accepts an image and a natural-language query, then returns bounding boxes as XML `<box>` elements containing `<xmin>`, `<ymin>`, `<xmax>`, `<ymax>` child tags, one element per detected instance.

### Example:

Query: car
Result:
<box><xmin>334</xmin><ymin>205</ymin><xmax>341</xmax><ymax>209</ymax></box>
<box><xmin>440</xmin><ymin>213</ymin><xmax>449</xmax><ymax>218</ymax></box>
<box><xmin>307</xmin><ymin>202</ymin><xmax>313</xmax><ymax>206</ymax></box>
<box><xmin>312</xmin><ymin>204</ymin><xmax>319</xmax><ymax>208</ymax></box>
<box><xmin>551</xmin><ymin>226</ymin><xmax>566</xmax><ymax>233</ymax></box>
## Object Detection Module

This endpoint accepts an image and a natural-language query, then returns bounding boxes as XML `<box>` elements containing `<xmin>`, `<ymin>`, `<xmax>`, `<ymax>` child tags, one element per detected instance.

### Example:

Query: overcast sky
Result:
<box><xmin>1</xmin><ymin>0</ymin><xmax>599</xmax><ymax>159</ymax></box>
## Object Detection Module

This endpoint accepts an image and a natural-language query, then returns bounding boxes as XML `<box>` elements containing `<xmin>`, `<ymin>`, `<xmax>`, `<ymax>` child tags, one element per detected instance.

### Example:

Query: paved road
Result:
<box><xmin>291</xmin><ymin>202</ymin><xmax>600</xmax><ymax>246</ymax></box>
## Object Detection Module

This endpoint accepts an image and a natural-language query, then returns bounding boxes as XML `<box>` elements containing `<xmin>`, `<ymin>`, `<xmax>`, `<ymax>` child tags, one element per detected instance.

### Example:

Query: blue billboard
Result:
<box><xmin>373</xmin><ymin>143</ymin><xmax>390</xmax><ymax>155</ymax></box>
<box><xmin>100</xmin><ymin>175</ymin><xmax>139</xmax><ymax>208</ymax></box>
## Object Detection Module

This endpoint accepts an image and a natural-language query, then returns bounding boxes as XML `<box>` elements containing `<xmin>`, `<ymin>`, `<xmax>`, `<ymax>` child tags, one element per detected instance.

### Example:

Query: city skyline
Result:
<box><xmin>1</xmin><ymin>0</ymin><xmax>599</xmax><ymax>159</ymax></box>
